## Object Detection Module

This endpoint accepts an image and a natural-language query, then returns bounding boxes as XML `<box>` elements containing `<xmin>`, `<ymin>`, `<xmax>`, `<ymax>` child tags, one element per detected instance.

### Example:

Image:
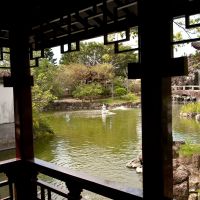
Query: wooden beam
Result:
<box><xmin>137</xmin><ymin>0</ymin><xmax>173</xmax><ymax>199</ymax></box>
<box><xmin>128</xmin><ymin>57</ymin><xmax>188</xmax><ymax>79</ymax></box>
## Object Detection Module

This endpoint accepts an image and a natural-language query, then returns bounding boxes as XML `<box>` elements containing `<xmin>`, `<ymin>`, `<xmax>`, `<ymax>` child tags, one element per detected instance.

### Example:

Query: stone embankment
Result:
<box><xmin>45</xmin><ymin>99</ymin><xmax>140</xmax><ymax>111</ymax></box>
<box><xmin>126</xmin><ymin>141</ymin><xmax>200</xmax><ymax>200</ymax></box>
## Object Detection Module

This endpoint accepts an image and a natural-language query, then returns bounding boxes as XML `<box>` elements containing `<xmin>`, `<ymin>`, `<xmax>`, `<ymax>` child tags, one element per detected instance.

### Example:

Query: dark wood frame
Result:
<box><xmin>0</xmin><ymin>0</ymin><xmax>200</xmax><ymax>199</ymax></box>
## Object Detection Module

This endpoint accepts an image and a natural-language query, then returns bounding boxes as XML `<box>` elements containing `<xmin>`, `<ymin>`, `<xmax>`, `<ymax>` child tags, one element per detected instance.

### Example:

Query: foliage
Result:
<box><xmin>33</xmin><ymin>112</ymin><xmax>54</xmax><ymax>138</ymax></box>
<box><xmin>121</xmin><ymin>93</ymin><xmax>139</xmax><ymax>102</ymax></box>
<box><xmin>60</xmin><ymin>42</ymin><xmax>108</xmax><ymax>66</ymax></box>
<box><xmin>44</xmin><ymin>48</ymin><xmax>57</xmax><ymax>64</ymax></box>
<box><xmin>91</xmin><ymin>63</ymin><xmax>114</xmax><ymax>83</ymax></box>
<box><xmin>32</xmin><ymin>59</ymin><xmax>57</xmax><ymax>112</ymax></box>
<box><xmin>53</xmin><ymin>64</ymin><xmax>90</xmax><ymax>97</ymax></box>
<box><xmin>95</xmin><ymin>97</ymin><xmax>138</xmax><ymax>105</ymax></box>
<box><xmin>172</xmin><ymin>52</ymin><xmax>200</xmax><ymax>86</ymax></box>
<box><xmin>0</xmin><ymin>48</ymin><xmax>10</xmax><ymax>68</ymax></box>
<box><xmin>60</xmin><ymin>42</ymin><xmax>137</xmax><ymax>77</ymax></box>
<box><xmin>72</xmin><ymin>83</ymin><xmax>103</xmax><ymax>102</ymax></box>
<box><xmin>114</xmin><ymin>87</ymin><xmax>127</xmax><ymax>97</ymax></box>
<box><xmin>54</xmin><ymin>63</ymin><xmax>114</xmax><ymax>97</ymax></box>
<box><xmin>179</xmin><ymin>142</ymin><xmax>200</xmax><ymax>156</ymax></box>
<box><xmin>32</xmin><ymin>56</ymin><xmax>58</xmax><ymax>137</ymax></box>
<box><xmin>180</xmin><ymin>102</ymin><xmax>200</xmax><ymax>114</ymax></box>
<box><xmin>130</xmin><ymin>79</ymin><xmax>141</xmax><ymax>94</ymax></box>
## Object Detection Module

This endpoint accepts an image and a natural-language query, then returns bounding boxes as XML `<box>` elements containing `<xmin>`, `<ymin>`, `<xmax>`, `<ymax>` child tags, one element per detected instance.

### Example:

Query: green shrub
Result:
<box><xmin>179</xmin><ymin>142</ymin><xmax>200</xmax><ymax>156</ymax></box>
<box><xmin>180</xmin><ymin>102</ymin><xmax>200</xmax><ymax>114</ymax></box>
<box><xmin>114</xmin><ymin>87</ymin><xmax>127</xmax><ymax>97</ymax></box>
<box><xmin>72</xmin><ymin>83</ymin><xmax>103</xmax><ymax>102</ymax></box>
<box><xmin>33</xmin><ymin>112</ymin><xmax>54</xmax><ymax>138</ymax></box>
<box><xmin>122</xmin><ymin>93</ymin><xmax>138</xmax><ymax>101</ymax></box>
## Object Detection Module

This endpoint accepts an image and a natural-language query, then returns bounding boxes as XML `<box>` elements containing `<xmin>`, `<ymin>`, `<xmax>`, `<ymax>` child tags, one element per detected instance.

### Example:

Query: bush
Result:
<box><xmin>179</xmin><ymin>142</ymin><xmax>200</xmax><ymax>156</ymax></box>
<box><xmin>114</xmin><ymin>87</ymin><xmax>127</xmax><ymax>97</ymax></box>
<box><xmin>72</xmin><ymin>83</ymin><xmax>103</xmax><ymax>102</ymax></box>
<box><xmin>33</xmin><ymin>112</ymin><xmax>54</xmax><ymax>138</ymax></box>
<box><xmin>181</xmin><ymin>102</ymin><xmax>200</xmax><ymax>114</ymax></box>
<box><xmin>122</xmin><ymin>93</ymin><xmax>138</xmax><ymax>101</ymax></box>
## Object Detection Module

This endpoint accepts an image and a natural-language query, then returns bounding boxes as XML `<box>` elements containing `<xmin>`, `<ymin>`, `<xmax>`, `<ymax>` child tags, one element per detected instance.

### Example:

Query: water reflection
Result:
<box><xmin>172</xmin><ymin>104</ymin><xmax>200</xmax><ymax>143</ymax></box>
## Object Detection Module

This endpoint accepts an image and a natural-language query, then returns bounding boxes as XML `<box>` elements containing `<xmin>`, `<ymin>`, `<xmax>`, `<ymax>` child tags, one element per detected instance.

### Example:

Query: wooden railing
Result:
<box><xmin>0</xmin><ymin>158</ymin><xmax>143</xmax><ymax>200</ymax></box>
<box><xmin>0</xmin><ymin>159</ymin><xmax>18</xmax><ymax>199</ymax></box>
<box><xmin>172</xmin><ymin>85</ymin><xmax>200</xmax><ymax>91</ymax></box>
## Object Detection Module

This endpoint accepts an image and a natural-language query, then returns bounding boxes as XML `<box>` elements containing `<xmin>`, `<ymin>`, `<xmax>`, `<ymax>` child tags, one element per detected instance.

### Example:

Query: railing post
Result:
<box><xmin>66</xmin><ymin>182</ymin><xmax>82</xmax><ymax>200</ymax></box>
<box><xmin>4</xmin><ymin>161</ymin><xmax>37</xmax><ymax>200</ymax></box>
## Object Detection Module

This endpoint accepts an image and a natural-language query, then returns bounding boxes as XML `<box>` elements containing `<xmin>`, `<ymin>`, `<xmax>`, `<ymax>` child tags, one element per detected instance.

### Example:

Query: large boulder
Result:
<box><xmin>173</xmin><ymin>165</ymin><xmax>190</xmax><ymax>184</ymax></box>
<box><xmin>188</xmin><ymin>193</ymin><xmax>198</xmax><ymax>200</ymax></box>
<box><xmin>192</xmin><ymin>154</ymin><xmax>200</xmax><ymax>169</ymax></box>
<box><xmin>173</xmin><ymin>181</ymin><xmax>189</xmax><ymax>200</ymax></box>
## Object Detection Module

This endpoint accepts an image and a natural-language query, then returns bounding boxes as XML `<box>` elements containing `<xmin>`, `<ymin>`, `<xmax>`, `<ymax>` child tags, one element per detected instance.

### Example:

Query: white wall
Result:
<box><xmin>0</xmin><ymin>84</ymin><xmax>14</xmax><ymax>124</ymax></box>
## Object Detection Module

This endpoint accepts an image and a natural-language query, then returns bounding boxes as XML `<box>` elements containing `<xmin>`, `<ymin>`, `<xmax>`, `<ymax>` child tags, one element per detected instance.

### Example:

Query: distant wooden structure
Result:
<box><xmin>172</xmin><ymin>85</ymin><xmax>200</xmax><ymax>101</ymax></box>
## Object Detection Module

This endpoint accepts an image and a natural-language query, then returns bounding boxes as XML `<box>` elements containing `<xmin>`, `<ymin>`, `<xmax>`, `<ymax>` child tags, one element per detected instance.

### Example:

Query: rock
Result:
<box><xmin>137</xmin><ymin>153</ymin><xmax>143</xmax><ymax>164</ymax></box>
<box><xmin>189</xmin><ymin>176</ymin><xmax>200</xmax><ymax>192</ymax></box>
<box><xmin>126</xmin><ymin>158</ymin><xmax>141</xmax><ymax>169</ymax></box>
<box><xmin>173</xmin><ymin>158</ymin><xmax>180</xmax><ymax>170</ymax></box>
<box><xmin>173</xmin><ymin>165</ymin><xmax>190</xmax><ymax>184</ymax></box>
<box><xmin>136</xmin><ymin>166</ymin><xmax>143</xmax><ymax>173</ymax></box>
<box><xmin>188</xmin><ymin>193</ymin><xmax>198</xmax><ymax>200</ymax></box>
<box><xmin>173</xmin><ymin>141</ymin><xmax>185</xmax><ymax>158</ymax></box>
<box><xmin>173</xmin><ymin>181</ymin><xmax>189</xmax><ymax>200</ymax></box>
<box><xmin>192</xmin><ymin>154</ymin><xmax>200</xmax><ymax>169</ymax></box>
<box><xmin>195</xmin><ymin>114</ymin><xmax>200</xmax><ymax>121</ymax></box>
<box><xmin>173</xmin><ymin>145</ymin><xmax>180</xmax><ymax>158</ymax></box>
<box><xmin>178</xmin><ymin>156</ymin><xmax>192</xmax><ymax>166</ymax></box>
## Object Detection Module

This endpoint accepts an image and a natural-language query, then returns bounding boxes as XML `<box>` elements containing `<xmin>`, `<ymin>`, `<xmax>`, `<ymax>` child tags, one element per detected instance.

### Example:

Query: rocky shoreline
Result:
<box><xmin>180</xmin><ymin>112</ymin><xmax>200</xmax><ymax>122</ymax></box>
<box><xmin>126</xmin><ymin>141</ymin><xmax>200</xmax><ymax>200</ymax></box>
<box><xmin>45</xmin><ymin>99</ymin><xmax>141</xmax><ymax>111</ymax></box>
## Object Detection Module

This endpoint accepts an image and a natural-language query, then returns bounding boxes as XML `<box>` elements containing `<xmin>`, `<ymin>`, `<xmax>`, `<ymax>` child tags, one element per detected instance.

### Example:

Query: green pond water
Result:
<box><xmin>1</xmin><ymin>105</ymin><xmax>200</xmax><ymax>199</ymax></box>
<box><xmin>35</xmin><ymin>108</ymin><xmax>143</xmax><ymax>190</ymax></box>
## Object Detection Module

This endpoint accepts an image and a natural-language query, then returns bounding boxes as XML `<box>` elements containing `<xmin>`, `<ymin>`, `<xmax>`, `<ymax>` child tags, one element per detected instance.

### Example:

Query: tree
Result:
<box><xmin>31</xmin><ymin>58</ymin><xmax>58</xmax><ymax>137</ymax></box>
<box><xmin>60</xmin><ymin>42</ymin><xmax>137</xmax><ymax>77</ymax></box>
<box><xmin>44</xmin><ymin>48</ymin><xmax>57</xmax><ymax>64</ymax></box>
<box><xmin>32</xmin><ymin>58</ymin><xmax>58</xmax><ymax>111</ymax></box>
<box><xmin>172</xmin><ymin>52</ymin><xmax>200</xmax><ymax>86</ymax></box>
<box><xmin>54</xmin><ymin>64</ymin><xmax>90</xmax><ymax>97</ymax></box>
<box><xmin>72</xmin><ymin>83</ymin><xmax>103</xmax><ymax>102</ymax></box>
<box><xmin>172</xmin><ymin>16</ymin><xmax>200</xmax><ymax>86</ymax></box>
<box><xmin>54</xmin><ymin>63</ymin><xmax>115</xmax><ymax>97</ymax></box>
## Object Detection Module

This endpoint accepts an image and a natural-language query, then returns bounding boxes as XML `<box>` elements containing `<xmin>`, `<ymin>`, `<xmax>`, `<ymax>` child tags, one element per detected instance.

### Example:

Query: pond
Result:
<box><xmin>1</xmin><ymin>104</ymin><xmax>200</xmax><ymax>199</ymax></box>
<box><xmin>35</xmin><ymin>108</ymin><xmax>143</xmax><ymax>191</ymax></box>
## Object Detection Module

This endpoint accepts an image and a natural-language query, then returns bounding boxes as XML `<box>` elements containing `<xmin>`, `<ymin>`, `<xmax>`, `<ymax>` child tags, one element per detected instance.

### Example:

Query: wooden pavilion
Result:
<box><xmin>0</xmin><ymin>0</ymin><xmax>199</xmax><ymax>199</ymax></box>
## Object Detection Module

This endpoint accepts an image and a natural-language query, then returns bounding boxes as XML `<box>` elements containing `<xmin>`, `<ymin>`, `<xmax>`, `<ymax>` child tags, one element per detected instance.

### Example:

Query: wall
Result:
<box><xmin>0</xmin><ymin>83</ymin><xmax>15</xmax><ymax>150</ymax></box>
<box><xmin>0</xmin><ymin>84</ymin><xmax>14</xmax><ymax>124</ymax></box>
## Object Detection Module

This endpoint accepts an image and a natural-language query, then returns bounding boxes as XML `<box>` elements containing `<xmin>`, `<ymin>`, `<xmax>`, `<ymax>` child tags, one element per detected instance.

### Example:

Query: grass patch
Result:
<box><xmin>180</xmin><ymin>102</ymin><xmax>200</xmax><ymax>114</ymax></box>
<box><xmin>95</xmin><ymin>95</ymin><xmax>140</xmax><ymax>105</ymax></box>
<box><xmin>179</xmin><ymin>143</ymin><xmax>200</xmax><ymax>156</ymax></box>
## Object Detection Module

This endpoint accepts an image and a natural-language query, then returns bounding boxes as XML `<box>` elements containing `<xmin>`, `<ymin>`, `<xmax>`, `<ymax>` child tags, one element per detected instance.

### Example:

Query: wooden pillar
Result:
<box><xmin>8</xmin><ymin>24</ymin><xmax>36</xmax><ymax>199</ymax></box>
<box><xmin>138</xmin><ymin>0</ymin><xmax>173</xmax><ymax>199</ymax></box>
<box><xmin>10</xmin><ymin>24</ymin><xmax>34</xmax><ymax>160</ymax></box>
